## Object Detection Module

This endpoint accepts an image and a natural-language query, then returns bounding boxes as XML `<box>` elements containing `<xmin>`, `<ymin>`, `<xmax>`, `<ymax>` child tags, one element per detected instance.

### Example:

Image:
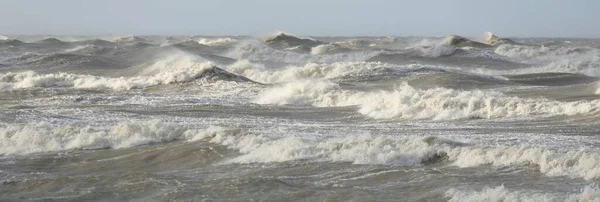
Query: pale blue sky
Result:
<box><xmin>0</xmin><ymin>0</ymin><xmax>598</xmax><ymax>37</ymax></box>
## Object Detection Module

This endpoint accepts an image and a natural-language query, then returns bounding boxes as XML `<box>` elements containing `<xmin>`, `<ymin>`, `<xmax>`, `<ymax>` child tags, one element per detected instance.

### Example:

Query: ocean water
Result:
<box><xmin>1</xmin><ymin>33</ymin><xmax>600</xmax><ymax>201</ymax></box>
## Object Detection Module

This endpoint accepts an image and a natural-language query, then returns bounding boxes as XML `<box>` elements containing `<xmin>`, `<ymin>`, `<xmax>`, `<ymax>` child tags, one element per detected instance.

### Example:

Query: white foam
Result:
<box><xmin>189</xmin><ymin>130</ymin><xmax>600</xmax><ymax>180</ymax></box>
<box><xmin>418</xmin><ymin>44</ymin><xmax>458</xmax><ymax>57</ymax></box>
<box><xmin>0</xmin><ymin>35</ymin><xmax>9</xmax><ymax>40</ymax></box>
<box><xmin>5</xmin><ymin>120</ymin><xmax>600</xmax><ymax>181</ymax></box>
<box><xmin>0</xmin><ymin>120</ymin><xmax>233</xmax><ymax>155</ymax></box>
<box><xmin>113</xmin><ymin>35</ymin><xmax>146</xmax><ymax>43</ymax></box>
<box><xmin>196</xmin><ymin>37</ymin><xmax>237</xmax><ymax>46</ymax></box>
<box><xmin>255</xmin><ymin>81</ymin><xmax>600</xmax><ymax>120</ymax></box>
<box><xmin>0</xmin><ymin>53</ymin><xmax>222</xmax><ymax>91</ymax></box>
<box><xmin>226</xmin><ymin>60</ymin><xmax>398</xmax><ymax>83</ymax></box>
<box><xmin>446</xmin><ymin>184</ymin><xmax>600</xmax><ymax>202</ymax></box>
<box><xmin>310</xmin><ymin>44</ymin><xmax>340</xmax><ymax>55</ymax></box>
<box><xmin>193</xmin><ymin>132</ymin><xmax>437</xmax><ymax>165</ymax></box>
<box><xmin>484</xmin><ymin>32</ymin><xmax>495</xmax><ymax>43</ymax></box>
<box><xmin>508</xmin><ymin>59</ymin><xmax>600</xmax><ymax>77</ymax></box>
<box><xmin>493</xmin><ymin>45</ymin><xmax>600</xmax><ymax>76</ymax></box>
<box><xmin>448</xmin><ymin>146</ymin><xmax>600</xmax><ymax>180</ymax></box>
<box><xmin>494</xmin><ymin>44</ymin><xmax>597</xmax><ymax>59</ymax></box>
<box><xmin>406</xmin><ymin>39</ymin><xmax>459</xmax><ymax>57</ymax></box>
<box><xmin>495</xmin><ymin>44</ymin><xmax>553</xmax><ymax>59</ymax></box>
<box><xmin>228</xmin><ymin>40</ymin><xmax>380</xmax><ymax>63</ymax></box>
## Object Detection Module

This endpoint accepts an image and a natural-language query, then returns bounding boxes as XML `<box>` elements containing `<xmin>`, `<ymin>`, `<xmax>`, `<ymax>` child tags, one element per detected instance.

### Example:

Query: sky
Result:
<box><xmin>0</xmin><ymin>0</ymin><xmax>598</xmax><ymax>37</ymax></box>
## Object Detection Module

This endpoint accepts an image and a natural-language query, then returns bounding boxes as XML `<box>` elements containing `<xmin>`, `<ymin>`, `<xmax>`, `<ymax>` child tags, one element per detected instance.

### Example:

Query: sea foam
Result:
<box><xmin>0</xmin><ymin>53</ymin><xmax>241</xmax><ymax>91</ymax></box>
<box><xmin>255</xmin><ymin>80</ymin><xmax>600</xmax><ymax>120</ymax></box>
<box><xmin>0</xmin><ymin>120</ymin><xmax>232</xmax><ymax>155</ymax></box>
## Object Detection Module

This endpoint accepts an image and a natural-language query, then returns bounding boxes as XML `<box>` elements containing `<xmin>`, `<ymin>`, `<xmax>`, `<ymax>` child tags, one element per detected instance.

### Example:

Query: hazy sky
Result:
<box><xmin>1</xmin><ymin>0</ymin><xmax>598</xmax><ymax>37</ymax></box>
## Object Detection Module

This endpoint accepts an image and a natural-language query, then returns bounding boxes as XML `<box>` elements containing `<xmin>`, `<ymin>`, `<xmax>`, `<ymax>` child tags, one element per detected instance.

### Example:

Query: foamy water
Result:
<box><xmin>1</xmin><ymin>33</ymin><xmax>600</xmax><ymax>201</ymax></box>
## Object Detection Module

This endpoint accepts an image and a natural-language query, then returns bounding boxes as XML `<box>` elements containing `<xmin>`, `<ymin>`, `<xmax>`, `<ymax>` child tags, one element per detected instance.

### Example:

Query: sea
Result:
<box><xmin>1</xmin><ymin>32</ymin><xmax>600</xmax><ymax>201</ymax></box>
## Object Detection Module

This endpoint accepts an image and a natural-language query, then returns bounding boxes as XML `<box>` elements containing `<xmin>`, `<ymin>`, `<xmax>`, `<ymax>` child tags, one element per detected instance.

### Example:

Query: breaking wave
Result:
<box><xmin>196</xmin><ymin>37</ymin><xmax>237</xmax><ymax>46</ymax></box>
<box><xmin>485</xmin><ymin>32</ymin><xmax>521</xmax><ymax>46</ymax></box>
<box><xmin>0</xmin><ymin>53</ymin><xmax>256</xmax><ymax>91</ymax></box>
<box><xmin>495</xmin><ymin>44</ymin><xmax>596</xmax><ymax>59</ymax></box>
<box><xmin>0</xmin><ymin>120</ymin><xmax>233</xmax><ymax>155</ymax></box>
<box><xmin>310</xmin><ymin>43</ymin><xmax>348</xmax><ymax>55</ymax></box>
<box><xmin>226</xmin><ymin>60</ymin><xmax>401</xmax><ymax>83</ymax></box>
<box><xmin>442</xmin><ymin>35</ymin><xmax>491</xmax><ymax>48</ymax></box>
<box><xmin>264</xmin><ymin>33</ymin><xmax>325</xmax><ymax>51</ymax></box>
<box><xmin>255</xmin><ymin>81</ymin><xmax>600</xmax><ymax>120</ymax></box>
<box><xmin>230</xmin><ymin>40</ymin><xmax>381</xmax><ymax>63</ymax></box>
<box><xmin>5</xmin><ymin>120</ymin><xmax>600</xmax><ymax>181</ymax></box>
<box><xmin>496</xmin><ymin>59</ymin><xmax>600</xmax><ymax>77</ymax></box>
<box><xmin>190</xmin><ymin>130</ymin><xmax>600</xmax><ymax>180</ymax></box>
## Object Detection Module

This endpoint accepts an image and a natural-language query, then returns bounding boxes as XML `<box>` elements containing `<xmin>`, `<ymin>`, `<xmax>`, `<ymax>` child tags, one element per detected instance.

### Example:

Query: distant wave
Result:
<box><xmin>442</xmin><ymin>35</ymin><xmax>491</xmax><ymax>48</ymax></box>
<box><xmin>196</xmin><ymin>37</ymin><xmax>237</xmax><ymax>46</ymax></box>
<box><xmin>4</xmin><ymin>38</ymin><xmax>116</xmax><ymax>47</ymax></box>
<box><xmin>401</xmin><ymin>44</ymin><xmax>460</xmax><ymax>57</ymax></box>
<box><xmin>485</xmin><ymin>32</ymin><xmax>521</xmax><ymax>45</ymax></box>
<box><xmin>0</xmin><ymin>39</ymin><xmax>24</xmax><ymax>46</ymax></box>
<box><xmin>334</xmin><ymin>37</ymin><xmax>398</xmax><ymax>49</ymax></box>
<box><xmin>396</xmin><ymin>33</ymin><xmax>525</xmax><ymax>59</ymax></box>
<box><xmin>6</xmin><ymin>53</ymin><xmax>113</xmax><ymax>69</ymax></box>
<box><xmin>436</xmin><ymin>32</ymin><xmax>522</xmax><ymax>49</ymax></box>
<box><xmin>264</xmin><ymin>33</ymin><xmax>326</xmax><ymax>52</ymax></box>
<box><xmin>3</xmin><ymin>42</ymin><xmax>239</xmax><ymax>74</ymax></box>
<box><xmin>366</xmin><ymin>52</ymin><xmax>528</xmax><ymax>70</ymax></box>
<box><xmin>493</xmin><ymin>59</ymin><xmax>600</xmax><ymax>77</ymax></box>
<box><xmin>226</xmin><ymin>60</ymin><xmax>401</xmax><ymax>83</ymax></box>
<box><xmin>0</xmin><ymin>53</ymin><xmax>258</xmax><ymax>91</ymax></box>
<box><xmin>34</xmin><ymin>38</ymin><xmax>68</xmax><ymax>45</ymax></box>
<box><xmin>1</xmin><ymin>38</ymin><xmax>117</xmax><ymax>49</ymax></box>
<box><xmin>495</xmin><ymin>44</ymin><xmax>595</xmax><ymax>59</ymax></box>
<box><xmin>63</xmin><ymin>45</ymin><xmax>97</xmax><ymax>53</ymax></box>
<box><xmin>310</xmin><ymin>43</ymin><xmax>351</xmax><ymax>55</ymax></box>
<box><xmin>231</xmin><ymin>40</ymin><xmax>380</xmax><ymax>63</ymax></box>
<box><xmin>113</xmin><ymin>35</ymin><xmax>147</xmax><ymax>44</ymax></box>
<box><xmin>72</xmin><ymin>39</ymin><xmax>116</xmax><ymax>47</ymax></box>
<box><xmin>173</xmin><ymin>40</ymin><xmax>209</xmax><ymax>49</ymax></box>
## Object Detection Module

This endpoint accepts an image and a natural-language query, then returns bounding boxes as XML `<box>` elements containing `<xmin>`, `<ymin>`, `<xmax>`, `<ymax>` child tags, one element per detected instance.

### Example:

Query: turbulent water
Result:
<box><xmin>1</xmin><ymin>32</ymin><xmax>600</xmax><ymax>201</ymax></box>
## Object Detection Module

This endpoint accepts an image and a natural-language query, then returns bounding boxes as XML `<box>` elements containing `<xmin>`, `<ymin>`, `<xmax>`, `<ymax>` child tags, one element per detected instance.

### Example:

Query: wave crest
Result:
<box><xmin>226</xmin><ymin>60</ymin><xmax>399</xmax><ymax>83</ymax></box>
<box><xmin>264</xmin><ymin>33</ymin><xmax>324</xmax><ymax>50</ymax></box>
<box><xmin>0</xmin><ymin>53</ymin><xmax>256</xmax><ymax>91</ymax></box>
<box><xmin>197</xmin><ymin>37</ymin><xmax>237</xmax><ymax>46</ymax></box>
<box><xmin>192</xmin><ymin>130</ymin><xmax>600</xmax><ymax>180</ymax></box>
<box><xmin>0</xmin><ymin>120</ymin><xmax>233</xmax><ymax>155</ymax></box>
<box><xmin>443</xmin><ymin>35</ymin><xmax>491</xmax><ymax>48</ymax></box>
<box><xmin>255</xmin><ymin>81</ymin><xmax>600</xmax><ymax>120</ymax></box>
